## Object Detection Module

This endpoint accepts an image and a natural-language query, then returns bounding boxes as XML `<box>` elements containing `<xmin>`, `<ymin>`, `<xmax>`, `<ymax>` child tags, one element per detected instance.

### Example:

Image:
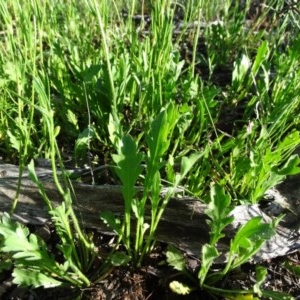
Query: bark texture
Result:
<box><xmin>0</xmin><ymin>163</ymin><xmax>299</xmax><ymax>262</ymax></box>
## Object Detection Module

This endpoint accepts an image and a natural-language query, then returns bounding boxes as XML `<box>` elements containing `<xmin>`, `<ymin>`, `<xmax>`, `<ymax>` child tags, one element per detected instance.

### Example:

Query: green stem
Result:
<box><xmin>92</xmin><ymin>0</ymin><xmax>117</xmax><ymax>121</ymax></box>
<box><xmin>10</xmin><ymin>163</ymin><xmax>25</xmax><ymax>213</ymax></box>
<box><xmin>202</xmin><ymin>283</ymin><xmax>254</xmax><ymax>296</ymax></box>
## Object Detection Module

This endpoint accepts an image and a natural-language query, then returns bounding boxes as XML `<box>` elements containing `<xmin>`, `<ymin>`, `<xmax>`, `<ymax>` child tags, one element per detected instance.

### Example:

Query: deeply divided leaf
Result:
<box><xmin>166</xmin><ymin>245</ymin><xmax>186</xmax><ymax>272</ymax></box>
<box><xmin>112</xmin><ymin>134</ymin><xmax>143</xmax><ymax>202</ymax></box>
<box><xmin>13</xmin><ymin>268</ymin><xmax>62</xmax><ymax>288</ymax></box>
<box><xmin>100</xmin><ymin>211</ymin><xmax>122</xmax><ymax>236</ymax></box>
<box><xmin>230</xmin><ymin>217</ymin><xmax>276</xmax><ymax>267</ymax></box>
<box><xmin>198</xmin><ymin>244</ymin><xmax>219</xmax><ymax>285</ymax></box>
<box><xmin>205</xmin><ymin>185</ymin><xmax>234</xmax><ymax>244</ymax></box>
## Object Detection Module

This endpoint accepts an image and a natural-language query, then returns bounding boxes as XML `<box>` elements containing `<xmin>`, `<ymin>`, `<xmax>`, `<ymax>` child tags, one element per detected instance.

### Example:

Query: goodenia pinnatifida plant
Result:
<box><xmin>0</xmin><ymin>76</ymin><xmax>106</xmax><ymax>289</ymax></box>
<box><xmin>0</xmin><ymin>212</ymin><xmax>90</xmax><ymax>288</ymax></box>
<box><xmin>101</xmin><ymin>103</ymin><xmax>201</xmax><ymax>266</ymax></box>
<box><xmin>166</xmin><ymin>184</ymin><xmax>290</xmax><ymax>299</ymax></box>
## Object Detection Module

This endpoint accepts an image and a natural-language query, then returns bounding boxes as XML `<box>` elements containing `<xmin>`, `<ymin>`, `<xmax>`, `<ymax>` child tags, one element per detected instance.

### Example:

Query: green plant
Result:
<box><xmin>101</xmin><ymin>103</ymin><xmax>201</xmax><ymax>266</ymax></box>
<box><xmin>0</xmin><ymin>75</ymin><xmax>111</xmax><ymax>289</ymax></box>
<box><xmin>166</xmin><ymin>184</ymin><xmax>292</xmax><ymax>299</ymax></box>
<box><xmin>228</xmin><ymin>129</ymin><xmax>300</xmax><ymax>203</ymax></box>
<box><xmin>0</xmin><ymin>0</ymin><xmax>299</xmax><ymax>297</ymax></box>
<box><xmin>221</xmin><ymin>39</ymin><xmax>300</xmax><ymax>203</ymax></box>
<box><xmin>0</xmin><ymin>212</ymin><xmax>89</xmax><ymax>288</ymax></box>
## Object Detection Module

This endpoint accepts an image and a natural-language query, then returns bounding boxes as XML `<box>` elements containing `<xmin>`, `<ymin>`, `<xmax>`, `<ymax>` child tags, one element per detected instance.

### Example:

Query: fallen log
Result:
<box><xmin>0</xmin><ymin>163</ymin><xmax>299</xmax><ymax>263</ymax></box>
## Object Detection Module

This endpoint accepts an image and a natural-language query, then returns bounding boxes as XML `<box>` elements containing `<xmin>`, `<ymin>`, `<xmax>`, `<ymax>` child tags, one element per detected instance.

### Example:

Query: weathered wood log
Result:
<box><xmin>0</xmin><ymin>163</ymin><xmax>299</xmax><ymax>263</ymax></box>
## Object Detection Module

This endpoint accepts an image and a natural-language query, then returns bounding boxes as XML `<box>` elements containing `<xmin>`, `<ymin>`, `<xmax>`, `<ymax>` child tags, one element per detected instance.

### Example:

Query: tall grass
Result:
<box><xmin>0</xmin><ymin>0</ymin><xmax>299</xmax><ymax>196</ymax></box>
